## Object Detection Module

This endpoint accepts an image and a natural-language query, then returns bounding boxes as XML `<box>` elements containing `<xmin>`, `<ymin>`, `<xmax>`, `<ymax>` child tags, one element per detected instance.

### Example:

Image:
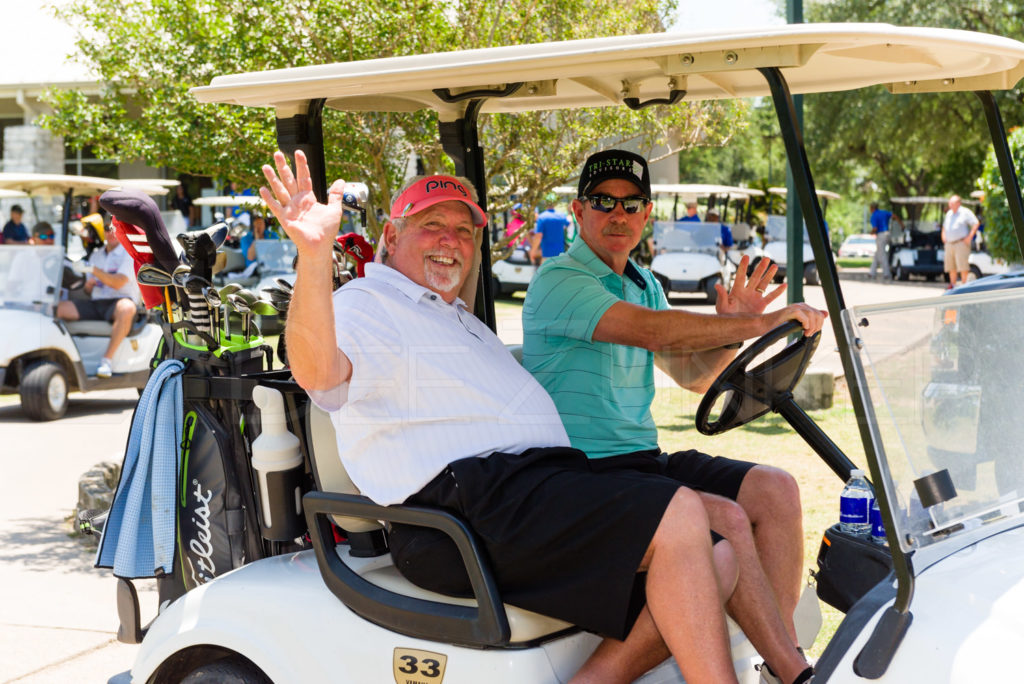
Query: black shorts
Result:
<box><xmin>591</xmin><ymin>448</ymin><xmax>756</xmax><ymax>502</ymax></box>
<box><xmin>389</xmin><ymin>446</ymin><xmax>701</xmax><ymax>641</ymax></box>
<box><xmin>73</xmin><ymin>298</ymin><xmax>124</xmax><ymax>322</ymax></box>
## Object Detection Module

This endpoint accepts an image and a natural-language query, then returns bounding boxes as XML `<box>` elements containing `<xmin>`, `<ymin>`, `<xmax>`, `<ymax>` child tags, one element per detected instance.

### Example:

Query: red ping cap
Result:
<box><xmin>390</xmin><ymin>176</ymin><xmax>487</xmax><ymax>228</ymax></box>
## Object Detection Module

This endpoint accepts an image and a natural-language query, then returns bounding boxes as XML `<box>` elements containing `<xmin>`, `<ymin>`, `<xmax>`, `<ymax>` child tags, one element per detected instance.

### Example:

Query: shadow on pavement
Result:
<box><xmin>0</xmin><ymin>397</ymin><xmax>138</xmax><ymax>423</ymax></box>
<box><xmin>0</xmin><ymin>516</ymin><xmax>100</xmax><ymax>574</ymax></box>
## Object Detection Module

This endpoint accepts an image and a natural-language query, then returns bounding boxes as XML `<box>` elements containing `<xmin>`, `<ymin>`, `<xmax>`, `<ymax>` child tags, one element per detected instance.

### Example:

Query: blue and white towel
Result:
<box><xmin>96</xmin><ymin>359</ymin><xmax>185</xmax><ymax>578</ymax></box>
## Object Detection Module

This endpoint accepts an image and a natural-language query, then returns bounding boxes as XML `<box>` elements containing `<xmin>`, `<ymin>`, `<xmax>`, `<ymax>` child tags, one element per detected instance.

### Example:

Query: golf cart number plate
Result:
<box><xmin>393</xmin><ymin>647</ymin><xmax>447</xmax><ymax>683</ymax></box>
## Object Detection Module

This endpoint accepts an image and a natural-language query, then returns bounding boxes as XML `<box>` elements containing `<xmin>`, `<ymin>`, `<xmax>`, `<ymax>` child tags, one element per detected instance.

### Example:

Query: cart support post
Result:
<box><xmin>275</xmin><ymin>98</ymin><xmax>328</xmax><ymax>203</ymax></box>
<box><xmin>975</xmin><ymin>90</ymin><xmax>1024</xmax><ymax>259</ymax></box>
<box><xmin>438</xmin><ymin>101</ymin><xmax>496</xmax><ymax>332</ymax></box>
<box><xmin>761</xmin><ymin>66</ymin><xmax>917</xmax><ymax>626</ymax></box>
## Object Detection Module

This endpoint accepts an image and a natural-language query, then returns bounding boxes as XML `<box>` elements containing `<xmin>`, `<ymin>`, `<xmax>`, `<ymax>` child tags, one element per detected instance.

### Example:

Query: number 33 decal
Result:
<box><xmin>393</xmin><ymin>648</ymin><xmax>448</xmax><ymax>683</ymax></box>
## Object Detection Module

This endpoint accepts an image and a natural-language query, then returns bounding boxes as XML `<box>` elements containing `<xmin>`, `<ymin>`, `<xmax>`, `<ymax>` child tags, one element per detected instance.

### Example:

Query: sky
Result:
<box><xmin>673</xmin><ymin>0</ymin><xmax>785</xmax><ymax>33</ymax></box>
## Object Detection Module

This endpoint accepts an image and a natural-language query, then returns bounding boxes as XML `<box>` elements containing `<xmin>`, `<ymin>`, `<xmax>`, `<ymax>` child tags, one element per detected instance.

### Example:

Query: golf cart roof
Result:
<box><xmin>193</xmin><ymin>195</ymin><xmax>268</xmax><ymax>208</ymax></box>
<box><xmin>890</xmin><ymin>195</ymin><xmax>979</xmax><ymax>205</ymax></box>
<box><xmin>0</xmin><ymin>189</ymin><xmax>27</xmax><ymax>199</ymax></box>
<box><xmin>651</xmin><ymin>183</ymin><xmax>764</xmax><ymax>199</ymax></box>
<box><xmin>0</xmin><ymin>173</ymin><xmax>167</xmax><ymax>197</ymax></box>
<box><xmin>192</xmin><ymin>24</ymin><xmax>1024</xmax><ymax>118</ymax></box>
<box><xmin>119</xmin><ymin>178</ymin><xmax>181</xmax><ymax>190</ymax></box>
<box><xmin>768</xmin><ymin>186</ymin><xmax>841</xmax><ymax>200</ymax></box>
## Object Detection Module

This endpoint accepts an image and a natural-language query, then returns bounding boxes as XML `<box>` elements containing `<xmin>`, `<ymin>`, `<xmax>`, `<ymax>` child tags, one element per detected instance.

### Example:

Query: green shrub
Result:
<box><xmin>978</xmin><ymin>127</ymin><xmax>1024</xmax><ymax>263</ymax></box>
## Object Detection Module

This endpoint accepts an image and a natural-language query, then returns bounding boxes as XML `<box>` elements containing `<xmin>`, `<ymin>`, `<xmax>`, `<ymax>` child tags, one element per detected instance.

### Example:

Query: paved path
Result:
<box><xmin>0</xmin><ymin>389</ymin><xmax>152</xmax><ymax>684</ymax></box>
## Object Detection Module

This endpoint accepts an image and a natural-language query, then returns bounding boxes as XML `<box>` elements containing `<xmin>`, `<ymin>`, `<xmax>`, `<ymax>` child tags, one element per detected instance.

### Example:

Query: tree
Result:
<box><xmin>41</xmin><ymin>0</ymin><xmax>746</xmax><ymax>251</ymax></box>
<box><xmin>803</xmin><ymin>0</ymin><xmax>1024</xmax><ymax>208</ymax></box>
<box><xmin>978</xmin><ymin>126</ymin><xmax>1024</xmax><ymax>263</ymax></box>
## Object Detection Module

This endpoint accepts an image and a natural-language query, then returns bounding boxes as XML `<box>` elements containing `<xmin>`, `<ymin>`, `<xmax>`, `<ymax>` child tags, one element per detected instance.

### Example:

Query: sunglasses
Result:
<box><xmin>583</xmin><ymin>194</ymin><xmax>650</xmax><ymax>214</ymax></box>
<box><xmin>35</xmin><ymin>234</ymin><xmax>54</xmax><ymax>240</ymax></box>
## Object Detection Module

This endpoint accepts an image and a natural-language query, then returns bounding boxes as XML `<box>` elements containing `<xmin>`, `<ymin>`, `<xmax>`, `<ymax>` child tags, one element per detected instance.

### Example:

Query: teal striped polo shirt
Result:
<box><xmin>522</xmin><ymin>237</ymin><xmax>668</xmax><ymax>459</ymax></box>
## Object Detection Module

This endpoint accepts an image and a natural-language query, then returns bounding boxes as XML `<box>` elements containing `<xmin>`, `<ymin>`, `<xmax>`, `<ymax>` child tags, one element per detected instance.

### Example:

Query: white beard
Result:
<box><xmin>423</xmin><ymin>252</ymin><xmax>465</xmax><ymax>293</ymax></box>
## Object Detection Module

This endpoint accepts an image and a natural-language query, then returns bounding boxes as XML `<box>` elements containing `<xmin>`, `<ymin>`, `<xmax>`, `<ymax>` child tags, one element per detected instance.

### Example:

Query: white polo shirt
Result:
<box><xmin>310</xmin><ymin>263</ymin><xmax>570</xmax><ymax>505</ymax></box>
<box><xmin>943</xmin><ymin>206</ymin><xmax>978</xmax><ymax>243</ymax></box>
<box><xmin>88</xmin><ymin>243</ymin><xmax>141</xmax><ymax>302</ymax></box>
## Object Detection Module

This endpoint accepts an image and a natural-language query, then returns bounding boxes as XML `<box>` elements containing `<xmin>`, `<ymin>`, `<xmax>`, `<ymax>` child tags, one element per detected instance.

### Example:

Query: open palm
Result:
<box><xmin>259</xmin><ymin>149</ymin><xmax>344</xmax><ymax>256</ymax></box>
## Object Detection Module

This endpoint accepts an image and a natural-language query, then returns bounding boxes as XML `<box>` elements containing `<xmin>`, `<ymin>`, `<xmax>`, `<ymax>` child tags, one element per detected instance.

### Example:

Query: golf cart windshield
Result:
<box><xmin>254</xmin><ymin>239</ymin><xmax>298</xmax><ymax>274</ymax></box>
<box><xmin>765</xmin><ymin>215</ymin><xmax>810</xmax><ymax>244</ymax></box>
<box><xmin>654</xmin><ymin>220</ymin><xmax>721</xmax><ymax>253</ymax></box>
<box><xmin>850</xmin><ymin>288</ymin><xmax>1024</xmax><ymax>566</ymax></box>
<box><xmin>0</xmin><ymin>245</ymin><xmax>63</xmax><ymax>310</ymax></box>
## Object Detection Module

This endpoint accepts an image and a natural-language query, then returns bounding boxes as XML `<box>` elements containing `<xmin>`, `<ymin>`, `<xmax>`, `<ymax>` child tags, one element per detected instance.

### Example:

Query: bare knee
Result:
<box><xmin>738</xmin><ymin>466</ymin><xmax>802</xmax><ymax>524</ymax></box>
<box><xmin>643</xmin><ymin>488</ymin><xmax>710</xmax><ymax>569</ymax></box>
<box><xmin>113</xmin><ymin>298</ymin><xmax>136</xmax><ymax>321</ymax></box>
<box><xmin>57</xmin><ymin>301</ymin><xmax>79</xmax><ymax>320</ymax></box>
<box><xmin>712</xmin><ymin>539</ymin><xmax>738</xmax><ymax>601</ymax></box>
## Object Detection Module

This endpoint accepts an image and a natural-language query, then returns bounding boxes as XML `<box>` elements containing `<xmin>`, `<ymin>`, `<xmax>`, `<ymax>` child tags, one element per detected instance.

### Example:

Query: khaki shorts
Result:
<box><xmin>944</xmin><ymin>240</ymin><xmax>971</xmax><ymax>272</ymax></box>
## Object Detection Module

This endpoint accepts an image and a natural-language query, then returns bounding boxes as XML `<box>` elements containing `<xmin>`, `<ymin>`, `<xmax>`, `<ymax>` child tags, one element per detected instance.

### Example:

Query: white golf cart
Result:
<box><xmin>888</xmin><ymin>196</ymin><xmax>1010</xmax><ymax>282</ymax></box>
<box><xmin>100</xmin><ymin>24</ymin><xmax>1024</xmax><ymax>683</ymax></box>
<box><xmin>648</xmin><ymin>184</ymin><xmax>764</xmax><ymax>303</ymax></box>
<box><xmin>760</xmin><ymin>187</ymin><xmax>841</xmax><ymax>286</ymax></box>
<box><xmin>0</xmin><ymin>174</ymin><xmax>164</xmax><ymax>420</ymax></box>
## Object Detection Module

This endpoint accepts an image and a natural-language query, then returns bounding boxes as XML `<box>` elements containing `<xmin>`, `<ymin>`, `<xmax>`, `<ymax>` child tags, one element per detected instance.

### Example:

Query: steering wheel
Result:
<box><xmin>695</xmin><ymin>320</ymin><xmax>820</xmax><ymax>435</ymax></box>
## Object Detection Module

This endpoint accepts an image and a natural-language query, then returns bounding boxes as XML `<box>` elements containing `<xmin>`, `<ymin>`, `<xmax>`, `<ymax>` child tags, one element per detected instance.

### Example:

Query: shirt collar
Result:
<box><xmin>362</xmin><ymin>262</ymin><xmax>468</xmax><ymax>308</ymax></box>
<box><xmin>566</xmin><ymin>238</ymin><xmax>647</xmax><ymax>290</ymax></box>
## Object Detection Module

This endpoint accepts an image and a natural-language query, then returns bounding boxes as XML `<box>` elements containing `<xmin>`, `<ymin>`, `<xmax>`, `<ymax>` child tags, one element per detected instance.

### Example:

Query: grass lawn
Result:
<box><xmin>836</xmin><ymin>257</ymin><xmax>872</xmax><ymax>269</ymax></box>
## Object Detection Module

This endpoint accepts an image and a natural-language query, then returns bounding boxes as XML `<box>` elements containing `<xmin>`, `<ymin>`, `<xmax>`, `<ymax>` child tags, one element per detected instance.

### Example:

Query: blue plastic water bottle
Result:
<box><xmin>870</xmin><ymin>498</ymin><xmax>886</xmax><ymax>544</ymax></box>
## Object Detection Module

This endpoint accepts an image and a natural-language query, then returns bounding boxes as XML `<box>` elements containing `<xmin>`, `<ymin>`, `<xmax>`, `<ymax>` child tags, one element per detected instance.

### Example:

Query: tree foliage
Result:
<box><xmin>803</xmin><ymin>0</ymin><xmax>1024</xmax><ymax>210</ymax></box>
<box><xmin>41</xmin><ymin>0</ymin><xmax>746</xmax><ymax>249</ymax></box>
<box><xmin>978</xmin><ymin>125</ymin><xmax>1024</xmax><ymax>262</ymax></box>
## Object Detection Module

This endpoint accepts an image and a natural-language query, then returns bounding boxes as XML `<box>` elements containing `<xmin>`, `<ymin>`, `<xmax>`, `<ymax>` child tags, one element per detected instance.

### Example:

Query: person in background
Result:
<box><xmin>239</xmin><ymin>214</ymin><xmax>281</xmax><ymax>268</ymax></box>
<box><xmin>868</xmin><ymin>202</ymin><xmax>903</xmax><ymax>280</ymax></box>
<box><xmin>59</xmin><ymin>220</ymin><xmax>141</xmax><ymax>378</ymax></box>
<box><xmin>529</xmin><ymin>195</ymin><xmax>570</xmax><ymax>264</ymax></box>
<box><xmin>942</xmin><ymin>194</ymin><xmax>980</xmax><ymax>289</ymax></box>
<box><xmin>171</xmin><ymin>185</ymin><xmax>194</xmax><ymax>229</ymax></box>
<box><xmin>505</xmin><ymin>202</ymin><xmax>528</xmax><ymax>249</ymax></box>
<box><xmin>705</xmin><ymin>208</ymin><xmax>734</xmax><ymax>255</ymax></box>
<box><xmin>680</xmin><ymin>201</ymin><xmax>700</xmax><ymax>222</ymax></box>
<box><xmin>3</xmin><ymin>205</ymin><xmax>30</xmax><ymax>244</ymax></box>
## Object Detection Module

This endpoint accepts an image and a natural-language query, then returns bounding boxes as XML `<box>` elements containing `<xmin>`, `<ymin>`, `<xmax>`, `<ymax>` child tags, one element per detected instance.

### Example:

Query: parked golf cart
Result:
<box><xmin>0</xmin><ymin>173</ymin><xmax>166</xmax><ymax>420</ymax></box>
<box><xmin>95</xmin><ymin>24</ymin><xmax>1024</xmax><ymax>683</ymax></box>
<box><xmin>760</xmin><ymin>187</ymin><xmax>841</xmax><ymax>286</ymax></box>
<box><xmin>648</xmin><ymin>184</ymin><xmax>764</xmax><ymax>302</ymax></box>
<box><xmin>888</xmin><ymin>196</ymin><xmax>1009</xmax><ymax>282</ymax></box>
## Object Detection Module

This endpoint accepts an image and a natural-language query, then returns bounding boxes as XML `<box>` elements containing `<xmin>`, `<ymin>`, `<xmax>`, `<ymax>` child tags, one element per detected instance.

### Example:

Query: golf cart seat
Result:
<box><xmin>303</xmin><ymin>403</ymin><xmax>576</xmax><ymax>645</ymax></box>
<box><xmin>64</xmin><ymin>306</ymin><xmax>149</xmax><ymax>337</ymax></box>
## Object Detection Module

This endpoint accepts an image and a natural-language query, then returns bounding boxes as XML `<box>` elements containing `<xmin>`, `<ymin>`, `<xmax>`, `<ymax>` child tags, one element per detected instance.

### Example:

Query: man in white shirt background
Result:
<box><xmin>941</xmin><ymin>194</ymin><xmax>980</xmax><ymax>289</ymax></box>
<box><xmin>57</xmin><ymin>217</ymin><xmax>141</xmax><ymax>378</ymax></box>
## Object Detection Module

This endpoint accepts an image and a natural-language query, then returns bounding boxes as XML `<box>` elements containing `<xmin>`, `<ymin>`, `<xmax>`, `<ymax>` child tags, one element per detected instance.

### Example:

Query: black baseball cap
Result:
<box><xmin>578</xmin><ymin>149</ymin><xmax>651</xmax><ymax>199</ymax></box>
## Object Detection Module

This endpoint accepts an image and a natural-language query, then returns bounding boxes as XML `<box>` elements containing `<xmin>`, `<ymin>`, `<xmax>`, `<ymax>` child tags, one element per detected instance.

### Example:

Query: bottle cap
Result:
<box><xmin>850</xmin><ymin>468</ymin><xmax>864</xmax><ymax>477</ymax></box>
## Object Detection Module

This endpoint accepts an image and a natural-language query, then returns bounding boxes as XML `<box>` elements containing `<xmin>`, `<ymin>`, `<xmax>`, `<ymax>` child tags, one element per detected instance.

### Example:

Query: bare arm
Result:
<box><xmin>611</xmin><ymin>256</ymin><xmax>826</xmax><ymax>393</ymax></box>
<box><xmin>89</xmin><ymin>268</ymin><xmax>129</xmax><ymax>291</ymax></box>
<box><xmin>260</xmin><ymin>150</ymin><xmax>351</xmax><ymax>391</ymax></box>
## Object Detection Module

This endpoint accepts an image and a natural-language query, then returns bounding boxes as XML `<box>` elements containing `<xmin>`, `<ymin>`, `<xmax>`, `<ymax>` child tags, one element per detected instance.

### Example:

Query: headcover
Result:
<box><xmin>99</xmin><ymin>188</ymin><xmax>181</xmax><ymax>273</ymax></box>
<box><xmin>336</xmin><ymin>233</ymin><xmax>374</xmax><ymax>277</ymax></box>
<box><xmin>578</xmin><ymin>149</ymin><xmax>651</xmax><ymax>199</ymax></box>
<box><xmin>390</xmin><ymin>176</ymin><xmax>487</xmax><ymax>227</ymax></box>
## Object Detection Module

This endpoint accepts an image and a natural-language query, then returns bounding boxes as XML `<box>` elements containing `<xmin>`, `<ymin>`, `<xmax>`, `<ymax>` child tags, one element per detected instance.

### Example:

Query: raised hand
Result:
<box><xmin>259</xmin><ymin>150</ymin><xmax>346</xmax><ymax>259</ymax></box>
<box><xmin>716</xmin><ymin>255</ymin><xmax>786</xmax><ymax>315</ymax></box>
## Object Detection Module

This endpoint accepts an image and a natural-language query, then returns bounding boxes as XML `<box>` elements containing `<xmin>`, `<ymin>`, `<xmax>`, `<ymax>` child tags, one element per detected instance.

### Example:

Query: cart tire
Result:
<box><xmin>895</xmin><ymin>263</ymin><xmax>908</xmax><ymax>281</ymax></box>
<box><xmin>803</xmin><ymin>262</ymin><xmax>819</xmax><ymax>286</ymax></box>
<box><xmin>968</xmin><ymin>265</ymin><xmax>982</xmax><ymax>281</ymax></box>
<box><xmin>704</xmin><ymin>275</ymin><xmax>720</xmax><ymax>304</ymax></box>
<box><xmin>181</xmin><ymin>657</ymin><xmax>271</xmax><ymax>684</ymax></box>
<box><xmin>20</xmin><ymin>361</ymin><xmax>68</xmax><ymax>421</ymax></box>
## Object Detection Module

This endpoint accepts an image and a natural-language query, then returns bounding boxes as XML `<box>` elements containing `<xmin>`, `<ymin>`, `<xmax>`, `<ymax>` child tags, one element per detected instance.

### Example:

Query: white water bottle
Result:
<box><xmin>251</xmin><ymin>386</ymin><xmax>304</xmax><ymax>540</ymax></box>
<box><xmin>839</xmin><ymin>469</ymin><xmax>873</xmax><ymax>536</ymax></box>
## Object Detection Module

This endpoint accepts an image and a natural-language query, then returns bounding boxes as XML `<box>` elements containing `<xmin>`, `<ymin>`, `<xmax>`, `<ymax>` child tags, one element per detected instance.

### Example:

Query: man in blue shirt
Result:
<box><xmin>868</xmin><ymin>202</ymin><xmax>903</xmax><ymax>279</ymax></box>
<box><xmin>706</xmin><ymin>208</ymin><xmax>734</xmax><ymax>255</ymax></box>
<box><xmin>2</xmin><ymin>205</ymin><xmax>30</xmax><ymax>244</ymax></box>
<box><xmin>680</xmin><ymin>201</ymin><xmax>700</xmax><ymax>222</ymax></box>
<box><xmin>529</xmin><ymin>196</ymin><xmax>570</xmax><ymax>264</ymax></box>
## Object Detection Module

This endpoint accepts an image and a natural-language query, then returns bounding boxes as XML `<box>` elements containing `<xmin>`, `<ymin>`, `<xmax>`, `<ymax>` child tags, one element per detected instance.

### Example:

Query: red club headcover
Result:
<box><xmin>111</xmin><ymin>217</ymin><xmax>166</xmax><ymax>309</ymax></box>
<box><xmin>336</xmin><ymin>233</ymin><xmax>374</xmax><ymax>277</ymax></box>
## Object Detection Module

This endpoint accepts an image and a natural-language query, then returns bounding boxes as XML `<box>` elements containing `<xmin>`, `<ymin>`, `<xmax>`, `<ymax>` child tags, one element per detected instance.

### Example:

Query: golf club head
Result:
<box><xmin>204</xmin><ymin>287</ymin><xmax>221</xmax><ymax>308</ymax></box>
<box><xmin>136</xmin><ymin>264</ymin><xmax>174</xmax><ymax>287</ymax></box>
<box><xmin>171</xmin><ymin>265</ymin><xmax>192</xmax><ymax>288</ymax></box>
<box><xmin>234</xmin><ymin>289</ymin><xmax>258</xmax><ymax>306</ymax></box>
<box><xmin>219</xmin><ymin>283</ymin><xmax>242</xmax><ymax>299</ymax></box>
<box><xmin>275</xmin><ymin>278</ymin><xmax>294</xmax><ymax>293</ymax></box>
<box><xmin>227</xmin><ymin>293</ymin><xmax>251</xmax><ymax>314</ymax></box>
<box><xmin>251</xmin><ymin>300</ymin><xmax>279</xmax><ymax>316</ymax></box>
